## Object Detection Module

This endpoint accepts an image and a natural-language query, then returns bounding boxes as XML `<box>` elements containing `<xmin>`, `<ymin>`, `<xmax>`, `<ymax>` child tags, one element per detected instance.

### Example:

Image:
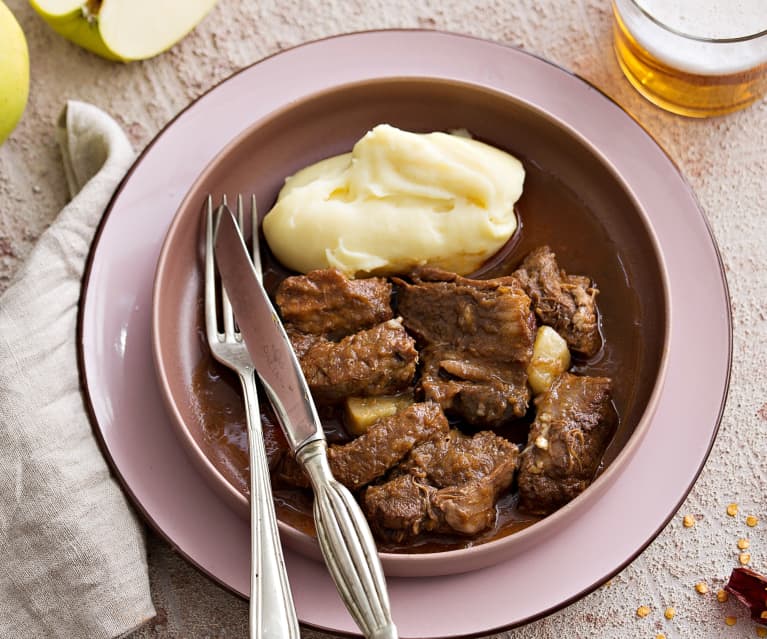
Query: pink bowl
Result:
<box><xmin>152</xmin><ymin>76</ymin><xmax>669</xmax><ymax>577</ymax></box>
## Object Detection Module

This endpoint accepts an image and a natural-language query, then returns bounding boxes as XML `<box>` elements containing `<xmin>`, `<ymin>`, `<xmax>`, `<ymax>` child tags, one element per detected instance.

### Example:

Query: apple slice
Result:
<box><xmin>30</xmin><ymin>0</ymin><xmax>217</xmax><ymax>62</ymax></box>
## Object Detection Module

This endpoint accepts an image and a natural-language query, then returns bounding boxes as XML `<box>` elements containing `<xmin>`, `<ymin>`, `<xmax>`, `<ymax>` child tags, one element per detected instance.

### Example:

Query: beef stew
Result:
<box><xmin>192</xmin><ymin>160</ymin><xmax>632</xmax><ymax>553</ymax></box>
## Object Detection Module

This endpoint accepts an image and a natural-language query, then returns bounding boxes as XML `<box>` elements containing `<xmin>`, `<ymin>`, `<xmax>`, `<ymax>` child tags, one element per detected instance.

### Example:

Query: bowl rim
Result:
<box><xmin>150</xmin><ymin>73</ymin><xmax>672</xmax><ymax>574</ymax></box>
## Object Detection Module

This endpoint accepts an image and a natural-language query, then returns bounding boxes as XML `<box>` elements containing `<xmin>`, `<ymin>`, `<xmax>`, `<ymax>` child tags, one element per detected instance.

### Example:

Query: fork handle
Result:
<box><xmin>297</xmin><ymin>440</ymin><xmax>398</xmax><ymax>639</ymax></box>
<box><xmin>240</xmin><ymin>370</ymin><xmax>301</xmax><ymax>639</ymax></box>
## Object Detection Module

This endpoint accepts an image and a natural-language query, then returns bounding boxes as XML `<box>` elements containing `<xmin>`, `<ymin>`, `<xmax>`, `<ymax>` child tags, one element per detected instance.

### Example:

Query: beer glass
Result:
<box><xmin>612</xmin><ymin>0</ymin><xmax>767</xmax><ymax>117</ymax></box>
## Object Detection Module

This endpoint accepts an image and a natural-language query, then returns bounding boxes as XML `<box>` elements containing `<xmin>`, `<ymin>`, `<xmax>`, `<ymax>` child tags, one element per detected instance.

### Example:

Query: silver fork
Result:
<box><xmin>204</xmin><ymin>194</ymin><xmax>300</xmax><ymax>639</ymax></box>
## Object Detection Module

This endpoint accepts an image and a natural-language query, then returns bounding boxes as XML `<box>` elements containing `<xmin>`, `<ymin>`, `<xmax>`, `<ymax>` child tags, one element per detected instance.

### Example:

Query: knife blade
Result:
<box><xmin>213</xmin><ymin>207</ymin><xmax>324</xmax><ymax>453</ymax></box>
<box><xmin>213</xmin><ymin>205</ymin><xmax>398</xmax><ymax>639</ymax></box>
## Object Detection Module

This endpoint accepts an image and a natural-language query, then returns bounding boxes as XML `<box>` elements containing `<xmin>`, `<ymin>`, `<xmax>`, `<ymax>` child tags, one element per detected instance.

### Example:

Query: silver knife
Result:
<box><xmin>214</xmin><ymin>207</ymin><xmax>398</xmax><ymax>639</ymax></box>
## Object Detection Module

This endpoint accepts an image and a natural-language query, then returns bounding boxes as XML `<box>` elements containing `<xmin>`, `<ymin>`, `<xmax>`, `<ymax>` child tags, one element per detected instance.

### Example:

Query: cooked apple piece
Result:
<box><xmin>345</xmin><ymin>394</ymin><xmax>413</xmax><ymax>436</ymax></box>
<box><xmin>527</xmin><ymin>326</ymin><xmax>571</xmax><ymax>395</ymax></box>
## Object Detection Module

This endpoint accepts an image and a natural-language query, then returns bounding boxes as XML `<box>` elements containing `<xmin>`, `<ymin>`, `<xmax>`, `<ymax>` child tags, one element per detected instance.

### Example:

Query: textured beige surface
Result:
<box><xmin>1</xmin><ymin>0</ymin><xmax>765</xmax><ymax>637</ymax></box>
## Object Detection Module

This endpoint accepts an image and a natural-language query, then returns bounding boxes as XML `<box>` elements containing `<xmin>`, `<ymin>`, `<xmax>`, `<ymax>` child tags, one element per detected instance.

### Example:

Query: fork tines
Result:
<box><xmin>205</xmin><ymin>194</ymin><xmax>261</xmax><ymax>342</ymax></box>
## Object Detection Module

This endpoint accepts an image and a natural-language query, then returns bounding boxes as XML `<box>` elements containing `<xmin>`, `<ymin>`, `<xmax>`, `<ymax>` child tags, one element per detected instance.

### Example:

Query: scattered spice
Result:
<box><xmin>695</xmin><ymin>582</ymin><xmax>709</xmax><ymax>594</ymax></box>
<box><xmin>664</xmin><ymin>606</ymin><xmax>676</xmax><ymax>619</ymax></box>
<box><xmin>747</xmin><ymin>515</ymin><xmax>759</xmax><ymax>527</ymax></box>
<box><xmin>725</xmin><ymin>616</ymin><xmax>738</xmax><ymax>626</ymax></box>
<box><xmin>741</xmin><ymin>552</ymin><xmax>752</xmax><ymax>565</ymax></box>
<box><xmin>683</xmin><ymin>514</ymin><xmax>695</xmax><ymax>528</ymax></box>
<box><xmin>724</xmin><ymin>567</ymin><xmax>767</xmax><ymax>625</ymax></box>
<box><xmin>717</xmin><ymin>589</ymin><xmax>729</xmax><ymax>603</ymax></box>
<box><xmin>636</xmin><ymin>605</ymin><xmax>651</xmax><ymax>618</ymax></box>
<box><xmin>739</xmin><ymin>538</ymin><xmax>751</xmax><ymax>550</ymax></box>
<box><xmin>728</xmin><ymin>503</ymin><xmax>739</xmax><ymax>517</ymax></box>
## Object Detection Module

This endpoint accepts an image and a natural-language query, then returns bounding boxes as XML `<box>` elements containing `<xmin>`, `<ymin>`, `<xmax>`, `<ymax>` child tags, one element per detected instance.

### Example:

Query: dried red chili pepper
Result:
<box><xmin>725</xmin><ymin>567</ymin><xmax>767</xmax><ymax>625</ymax></box>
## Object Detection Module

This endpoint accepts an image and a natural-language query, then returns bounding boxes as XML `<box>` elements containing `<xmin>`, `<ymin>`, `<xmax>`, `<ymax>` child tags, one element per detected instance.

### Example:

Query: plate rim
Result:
<box><xmin>76</xmin><ymin>28</ymin><xmax>732</xmax><ymax>637</ymax></box>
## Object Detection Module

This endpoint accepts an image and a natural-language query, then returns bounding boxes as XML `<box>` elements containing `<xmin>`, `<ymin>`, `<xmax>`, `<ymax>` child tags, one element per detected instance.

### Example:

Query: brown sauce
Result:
<box><xmin>191</xmin><ymin>158</ymin><xmax>639</xmax><ymax>553</ymax></box>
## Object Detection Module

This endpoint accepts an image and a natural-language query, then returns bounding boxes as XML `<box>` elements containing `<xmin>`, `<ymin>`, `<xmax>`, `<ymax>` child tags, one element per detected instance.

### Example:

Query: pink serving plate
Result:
<box><xmin>77</xmin><ymin>31</ymin><xmax>731</xmax><ymax>638</ymax></box>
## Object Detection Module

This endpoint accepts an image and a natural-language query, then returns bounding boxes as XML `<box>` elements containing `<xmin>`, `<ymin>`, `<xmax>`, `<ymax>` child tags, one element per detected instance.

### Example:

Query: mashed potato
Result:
<box><xmin>262</xmin><ymin>124</ymin><xmax>525</xmax><ymax>277</ymax></box>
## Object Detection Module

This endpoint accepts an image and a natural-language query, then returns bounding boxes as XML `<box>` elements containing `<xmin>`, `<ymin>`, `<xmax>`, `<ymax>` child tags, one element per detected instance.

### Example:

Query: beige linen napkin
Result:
<box><xmin>0</xmin><ymin>101</ymin><xmax>155</xmax><ymax>639</ymax></box>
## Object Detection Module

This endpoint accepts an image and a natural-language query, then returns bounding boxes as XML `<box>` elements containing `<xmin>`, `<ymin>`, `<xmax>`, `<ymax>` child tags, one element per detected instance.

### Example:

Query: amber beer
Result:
<box><xmin>612</xmin><ymin>0</ymin><xmax>767</xmax><ymax>117</ymax></box>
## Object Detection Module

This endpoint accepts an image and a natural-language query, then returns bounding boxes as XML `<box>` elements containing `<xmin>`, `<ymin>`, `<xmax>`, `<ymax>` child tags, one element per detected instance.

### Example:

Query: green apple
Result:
<box><xmin>30</xmin><ymin>0</ymin><xmax>217</xmax><ymax>62</ymax></box>
<box><xmin>0</xmin><ymin>1</ymin><xmax>29</xmax><ymax>145</ymax></box>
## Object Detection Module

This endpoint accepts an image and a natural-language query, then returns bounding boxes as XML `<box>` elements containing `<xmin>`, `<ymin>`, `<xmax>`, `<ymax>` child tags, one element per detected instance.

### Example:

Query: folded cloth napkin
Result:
<box><xmin>0</xmin><ymin>101</ymin><xmax>155</xmax><ymax>639</ymax></box>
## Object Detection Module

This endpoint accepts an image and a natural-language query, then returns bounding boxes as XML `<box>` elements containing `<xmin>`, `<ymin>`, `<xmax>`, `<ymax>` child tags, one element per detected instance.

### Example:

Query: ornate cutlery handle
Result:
<box><xmin>240</xmin><ymin>371</ymin><xmax>301</xmax><ymax>639</ymax></box>
<box><xmin>297</xmin><ymin>440</ymin><xmax>398</xmax><ymax>639</ymax></box>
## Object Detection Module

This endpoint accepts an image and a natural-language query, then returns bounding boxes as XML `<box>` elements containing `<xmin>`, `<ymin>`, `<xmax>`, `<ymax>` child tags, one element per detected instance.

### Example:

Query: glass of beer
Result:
<box><xmin>612</xmin><ymin>0</ymin><xmax>767</xmax><ymax>117</ymax></box>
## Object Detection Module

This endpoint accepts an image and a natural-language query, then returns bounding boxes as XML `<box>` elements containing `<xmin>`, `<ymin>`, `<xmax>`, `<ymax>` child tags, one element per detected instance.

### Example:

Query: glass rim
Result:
<box><xmin>625</xmin><ymin>0</ymin><xmax>767</xmax><ymax>43</ymax></box>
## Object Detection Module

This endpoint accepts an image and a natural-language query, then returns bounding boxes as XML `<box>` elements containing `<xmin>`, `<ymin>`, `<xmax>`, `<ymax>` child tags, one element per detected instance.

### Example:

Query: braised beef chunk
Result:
<box><xmin>364</xmin><ymin>474</ymin><xmax>504</xmax><ymax>541</ymax></box>
<box><xmin>275</xmin><ymin>269</ymin><xmax>416</xmax><ymax>403</ymax></box>
<box><xmin>291</xmin><ymin>318</ymin><xmax>418</xmax><ymax>402</ymax></box>
<box><xmin>363</xmin><ymin>475</ymin><xmax>439</xmax><ymax>539</ymax></box>
<box><xmin>327</xmin><ymin>402</ymin><xmax>448</xmax><ymax>490</ymax></box>
<box><xmin>276</xmin><ymin>269</ymin><xmax>393</xmax><ymax>339</ymax></box>
<box><xmin>399</xmin><ymin>428</ymin><xmax>519</xmax><ymax>488</ymax></box>
<box><xmin>277</xmin><ymin>401</ymin><xmax>447</xmax><ymax>490</ymax></box>
<box><xmin>419</xmin><ymin>347</ymin><xmax>530</xmax><ymax>425</ymax></box>
<box><xmin>396</xmin><ymin>270</ymin><xmax>536</xmax><ymax>426</ymax></box>
<box><xmin>429</xmin><ymin>479</ymin><xmax>501</xmax><ymax>536</ymax></box>
<box><xmin>512</xmin><ymin>246</ymin><xmax>601</xmax><ymax>357</ymax></box>
<box><xmin>364</xmin><ymin>434</ymin><xmax>518</xmax><ymax>541</ymax></box>
<box><xmin>397</xmin><ymin>269</ymin><xmax>535</xmax><ymax>361</ymax></box>
<box><xmin>518</xmin><ymin>372</ymin><xmax>614</xmax><ymax>515</ymax></box>
<box><xmin>432</xmin><ymin>455</ymin><xmax>517</xmax><ymax>534</ymax></box>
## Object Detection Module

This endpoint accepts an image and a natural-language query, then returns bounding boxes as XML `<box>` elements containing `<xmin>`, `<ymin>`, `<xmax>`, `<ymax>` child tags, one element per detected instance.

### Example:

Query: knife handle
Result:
<box><xmin>240</xmin><ymin>371</ymin><xmax>301</xmax><ymax>639</ymax></box>
<box><xmin>297</xmin><ymin>440</ymin><xmax>398</xmax><ymax>639</ymax></box>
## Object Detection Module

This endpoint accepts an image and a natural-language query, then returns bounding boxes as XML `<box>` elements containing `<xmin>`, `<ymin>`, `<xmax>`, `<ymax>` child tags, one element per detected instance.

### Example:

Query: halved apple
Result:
<box><xmin>30</xmin><ymin>0</ymin><xmax>217</xmax><ymax>62</ymax></box>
